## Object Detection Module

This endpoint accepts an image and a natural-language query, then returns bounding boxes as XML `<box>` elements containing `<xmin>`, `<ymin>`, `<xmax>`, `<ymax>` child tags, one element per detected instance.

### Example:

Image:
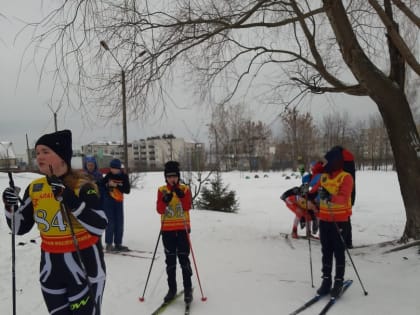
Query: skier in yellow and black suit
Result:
<box><xmin>2</xmin><ymin>130</ymin><xmax>107</xmax><ymax>315</ymax></box>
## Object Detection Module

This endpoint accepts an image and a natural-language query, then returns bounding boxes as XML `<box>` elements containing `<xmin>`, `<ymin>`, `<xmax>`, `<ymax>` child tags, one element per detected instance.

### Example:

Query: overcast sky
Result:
<box><xmin>1</xmin><ymin>0</ymin><xmax>379</xmax><ymax>157</ymax></box>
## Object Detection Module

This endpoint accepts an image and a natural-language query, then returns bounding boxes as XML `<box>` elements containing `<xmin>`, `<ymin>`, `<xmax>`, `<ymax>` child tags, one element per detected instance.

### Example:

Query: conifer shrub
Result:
<box><xmin>196</xmin><ymin>173</ymin><xmax>239</xmax><ymax>213</ymax></box>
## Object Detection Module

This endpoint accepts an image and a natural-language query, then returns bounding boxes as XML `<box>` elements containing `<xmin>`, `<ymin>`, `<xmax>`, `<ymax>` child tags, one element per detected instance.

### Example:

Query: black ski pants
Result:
<box><xmin>162</xmin><ymin>230</ymin><xmax>192</xmax><ymax>291</ymax></box>
<box><xmin>319</xmin><ymin>220</ymin><xmax>349</xmax><ymax>280</ymax></box>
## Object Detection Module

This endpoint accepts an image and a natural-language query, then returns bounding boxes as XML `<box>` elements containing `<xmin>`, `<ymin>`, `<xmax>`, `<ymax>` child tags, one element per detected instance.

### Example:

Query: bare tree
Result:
<box><xmin>319</xmin><ymin>110</ymin><xmax>353</xmax><ymax>151</ymax></box>
<box><xmin>25</xmin><ymin>1</ymin><xmax>420</xmax><ymax>240</ymax></box>
<box><xmin>280</xmin><ymin>107</ymin><xmax>319</xmax><ymax>169</ymax></box>
<box><xmin>209</xmin><ymin>103</ymin><xmax>271</xmax><ymax>170</ymax></box>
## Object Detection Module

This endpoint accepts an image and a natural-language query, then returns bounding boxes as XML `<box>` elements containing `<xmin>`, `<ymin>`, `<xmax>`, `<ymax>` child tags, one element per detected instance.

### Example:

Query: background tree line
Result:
<box><xmin>207</xmin><ymin>103</ymin><xmax>402</xmax><ymax>172</ymax></box>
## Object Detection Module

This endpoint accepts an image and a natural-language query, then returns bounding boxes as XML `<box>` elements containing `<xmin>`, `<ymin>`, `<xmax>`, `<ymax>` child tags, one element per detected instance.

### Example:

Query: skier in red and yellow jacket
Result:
<box><xmin>156</xmin><ymin>161</ymin><xmax>193</xmax><ymax>304</ymax></box>
<box><xmin>311</xmin><ymin>146</ymin><xmax>353</xmax><ymax>299</ymax></box>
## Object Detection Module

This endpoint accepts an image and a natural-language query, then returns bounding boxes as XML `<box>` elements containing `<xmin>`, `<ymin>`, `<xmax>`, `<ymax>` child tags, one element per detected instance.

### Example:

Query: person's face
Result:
<box><xmin>166</xmin><ymin>175</ymin><xmax>179</xmax><ymax>186</ymax></box>
<box><xmin>36</xmin><ymin>145</ymin><xmax>68</xmax><ymax>176</ymax></box>
<box><xmin>86</xmin><ymin>162</ymin><xmax>95</xmax><ymax>172</ymax></box>
<box><xmin>110</xmin><ymin>167</ymin><xmax>121</xmax><ymax>175</ymax></box>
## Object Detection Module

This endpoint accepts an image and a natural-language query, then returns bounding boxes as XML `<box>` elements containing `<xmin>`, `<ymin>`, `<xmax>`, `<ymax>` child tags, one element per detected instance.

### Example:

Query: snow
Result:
<box><xmin>0</xmin><ymin>170</ymin><xmax>419</xmax><ymax>315</ymax></box>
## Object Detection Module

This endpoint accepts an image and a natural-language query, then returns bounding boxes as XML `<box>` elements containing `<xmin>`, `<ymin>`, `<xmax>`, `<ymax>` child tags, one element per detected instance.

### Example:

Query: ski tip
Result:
<box><xmin>201</xmin><ymin>296</ymin><xmax>208</xmax><ymax>302</ymax></box>
<box><xmin>139</xmin><ymin>297</ymin><xmax>145</xmax><ymax>302</ymax></box>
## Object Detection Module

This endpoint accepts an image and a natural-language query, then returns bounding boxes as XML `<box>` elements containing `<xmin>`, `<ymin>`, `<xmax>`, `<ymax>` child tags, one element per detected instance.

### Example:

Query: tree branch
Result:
<box><xmin>391</xmin><ymin>0</ymin><xmax>420</xmax><ymax>28</ymax></box>
<box><xmin>368</xmin><ymin>0</ymin><xmax>420</xmax><ymax>76</ymax></box>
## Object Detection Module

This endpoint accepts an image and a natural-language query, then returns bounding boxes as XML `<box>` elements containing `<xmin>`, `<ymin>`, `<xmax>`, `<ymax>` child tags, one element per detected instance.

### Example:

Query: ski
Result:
<box><xmin>105</xmin><ymin>251</ymin><xmax>157</xmax><ymax>260</ymax></box>
<box><xmin>280</xmin><ymin>233</ymin><xmax>295</xmax><ymax>249</ymax></box>
<box><xmin>289</xmin><ymin>294</ymin><xmax>324</xmax><ymax>315</ymax></box>
<box><xmin>318</xmin><ymin>279</ymin><xmax>353</xmax><ymax>315</ymax></box>
<box><xmin>126</xmin><ymin>248</ymin><xmax>154</xmax><ymax>254</ymax></box>
<box><xmin>150</xmin><ymin>290</ymin><xmax>184</xmax><ymax>315</ymax></box>
<box><xmin>184</xmin><ymin>302</ymin><xmax>191</xmax><ymax>315</ymax></box>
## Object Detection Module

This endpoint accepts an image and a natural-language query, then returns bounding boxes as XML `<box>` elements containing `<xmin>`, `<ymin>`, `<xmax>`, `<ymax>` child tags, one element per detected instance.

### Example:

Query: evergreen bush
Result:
<box><xmin>196</xmin><ymin>173</ymin><xmax>239</xmax><ymax>213</ymax></box>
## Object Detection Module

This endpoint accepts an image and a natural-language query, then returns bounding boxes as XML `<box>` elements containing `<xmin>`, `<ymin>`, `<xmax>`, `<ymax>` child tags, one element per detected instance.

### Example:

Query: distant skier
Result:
<box><xmin>281</xmin><ymin>161</ymin><xmax>323</xmax><ymax>238</ymax></box>
<box><xmin>156</xmin><ymin>161</ymin><xmax>193</xmax><ymax>304</ymax></box>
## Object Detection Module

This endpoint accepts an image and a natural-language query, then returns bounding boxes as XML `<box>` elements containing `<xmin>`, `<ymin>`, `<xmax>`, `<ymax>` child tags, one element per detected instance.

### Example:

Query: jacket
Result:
<box><xmin>156</xmin><ymin>183</ymin><xmax>192</xmax><ymax>231</ymax></box>
<box><xmin>318</xmin><ymin>170</ymin><xmax>353</xmax><ymax>222</ymax></box>
<box><xmin>5</xmin><ymin>176</ymin><xmax>107</xmax><ymax>253</ymax></box>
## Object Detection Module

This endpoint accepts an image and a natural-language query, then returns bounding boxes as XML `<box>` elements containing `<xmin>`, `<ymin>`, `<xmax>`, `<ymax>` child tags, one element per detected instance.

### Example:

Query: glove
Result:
<box><xmin>2</xmin><ymin>187</ymin><xmax>20</xmax><ymax>208</ymax></box>
<box><xmin>47</xmin><ymin>176</ymin><xmax>81</xmax><ymax>210</ymax></box>
<box><xmin>318</xmin><ymin>187</ymin><xmax>331</xmax><ymax>202</ymax></box>
<box><xmin>173</xmin><ymin>187</ymin><xmax>185</xmax><ymax>198</ymax></box>
<box><xmin>300</xmin><ymin>184</ymin><xmax>309</xmax><ymax>195</ymax></box>
<box><xmin>291</xmin><ymin>187</ymin><xmax>300</xmax><ymax>195</ymax></box>
<box><xmin>47</xmin><ymin>175</ymin><xmax>66</xmax><ymax>200</ymax></box>
<box><xmin>162</xmin><ymin>192</ymin><xmax>173</xmax><ymax>204</ymax></box>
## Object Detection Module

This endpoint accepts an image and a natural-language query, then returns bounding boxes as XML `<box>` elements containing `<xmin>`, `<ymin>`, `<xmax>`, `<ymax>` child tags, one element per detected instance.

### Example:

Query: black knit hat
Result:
<box><xmin>324</xmin><ymin>146</ymin><xmax>344</xmax><ymax>173</ymax></box>
<box><xmin>164</xmin><ymin>160</ymin><xmax>180</xmax><ymax>178</ymax></box>
<box><xmin>35</xmin><ymin>130</ymin><xmax>73</xmax><ymax>167</ymax></box>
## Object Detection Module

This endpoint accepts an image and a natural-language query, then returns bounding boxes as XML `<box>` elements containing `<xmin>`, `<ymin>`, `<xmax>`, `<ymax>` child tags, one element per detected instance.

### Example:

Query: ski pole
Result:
<box><xmin>182</xmin><ymin>213</ymin><xmax>207</xmax><ymax>301</ymax></box>
<box><xmin>139</xmin><ymin>225</ymin><xmax>163</xmax><ymax>302</ymax></box>
<box><xmin>48</xmin><ymin>166</ymin><xmax>97</xmax><ymax>307</ymax></box>
<box><xmin>327</xmin><ymin>201</ymin><xmax>368</xmax><ymax>296</ymax></box>
<box><xmin>8</xmin><ymin>172</ymin><xmax>18</xmax><ymax>315</ymax></box>
<box><xmin>304</xmin><ymin>197</ymin><xmax>314</xmax><ymax>288</ymax></box>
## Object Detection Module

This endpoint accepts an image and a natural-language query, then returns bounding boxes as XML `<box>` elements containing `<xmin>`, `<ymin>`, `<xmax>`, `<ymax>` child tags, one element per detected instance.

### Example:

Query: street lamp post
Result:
<box><xmin>100</xmin><ymin>40</ymin><xmax>129</xmax><ymax>172</ymax></box>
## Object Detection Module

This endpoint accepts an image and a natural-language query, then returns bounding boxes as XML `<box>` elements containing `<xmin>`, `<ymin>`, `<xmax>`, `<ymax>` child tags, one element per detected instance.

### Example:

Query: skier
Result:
<box><xmin>156</xmin><ymin>161</ymin><xmax>193</xmax><ymax>304</ymax></box>
<box><xmin>281</xmin><ymin>161</ymin><xmax>323</xmax><ymax>238</ymax></box>
<box><xmin>2</xmin><ymin>129</ymin><xmax>107</xmax><ymax>314</ymax></box>
<box><xmin>103</xmin><ymin>158</ymin><xmax>131</xmax><ymax>252</ymax></box>
<box><xmin>312</xmin><ymin>146</ymin><xmax>354</xmax><ymax>298</ymax></box>
<box><xmin>321</xmin><ymin>146</ymin><xmax>356</xmax><ymax>248</ymax></box>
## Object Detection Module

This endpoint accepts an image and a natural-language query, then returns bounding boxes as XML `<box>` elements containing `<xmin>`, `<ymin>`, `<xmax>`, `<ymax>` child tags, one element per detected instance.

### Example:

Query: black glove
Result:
<box><xmin>173</xmin><ymin>187</ymin><xmax>185</xmax><ymax>198</ymax></box>
<box><xmin>318</xmin><ymin>187</ymin><xmax>331</xmax><ymax>202</ymax></box>
<box><xmin>47</xmin><ymin>176</ymin><xmax>81</xmax><ymax>210</ymax></box>
<box><xmin>2</xmin><ymin>187</ymin><xmax>20</xmax><ymax>208</ymax></box>
<box><xmin>300</xmin><ymin>184</ymin><xmax>309</xmax><ymax>195</ymax></box>
<box><xmin>292</xmin><ymin>187</ymin><xmax>300</xmax><ymax>195</ymax></box>
<box><xmin>47</xmin><ymin>175</ymin><xmax>66</xmax><ymax>200</ymax></box>
<box><xmin>162</xmin><ymin>192</ymin><xmax>173</xmax><ymax>204</ymax></box>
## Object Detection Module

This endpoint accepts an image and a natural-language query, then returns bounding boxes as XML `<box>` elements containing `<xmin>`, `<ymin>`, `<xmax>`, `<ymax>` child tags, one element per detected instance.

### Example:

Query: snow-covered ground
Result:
<box><xmin>0</xmin><ymin>170</ymin><xmax>418</xmax><ymax>314</ymax></box>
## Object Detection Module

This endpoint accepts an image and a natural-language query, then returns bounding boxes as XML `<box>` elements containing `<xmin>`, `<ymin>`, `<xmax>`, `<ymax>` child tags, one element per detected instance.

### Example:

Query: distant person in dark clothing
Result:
<box><xmin>103</xmin><ymin>158</ymin><xmax>131</xmax><ymax>252</ymax></box>
<box><xmin>83</xmin><ymin>155</ymin><xmax>106</xmax><ymax>206</ymax></box>
<box><xmin>83</xmin><ymin>155</ymin><xmax>103</xmax><ymax>183</ymax></box>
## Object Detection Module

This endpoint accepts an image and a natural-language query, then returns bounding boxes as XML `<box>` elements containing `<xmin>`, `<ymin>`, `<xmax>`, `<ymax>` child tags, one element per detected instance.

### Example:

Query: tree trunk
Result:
<box><xmin>370</xmin><ymin>87</ymin><xmax>420</xmax><ymax>241</ymax></box>
<box><xmin>323</xmin><ymin>0</ymin><xmax>420</xmax><ymax>240</ymax></box>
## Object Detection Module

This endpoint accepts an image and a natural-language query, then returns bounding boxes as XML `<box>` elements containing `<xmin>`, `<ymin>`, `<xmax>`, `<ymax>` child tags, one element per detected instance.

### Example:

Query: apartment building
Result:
<box><xmin>81</xmin><ymin>137</ymin><xmax>205</xmax><ymax>171</ymax></box>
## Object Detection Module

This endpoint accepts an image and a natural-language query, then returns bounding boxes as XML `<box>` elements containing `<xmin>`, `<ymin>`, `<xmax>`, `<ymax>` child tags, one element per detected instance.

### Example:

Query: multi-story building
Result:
<box><xmin>82</xmin><ymin>137</ymin><xmax>205</xmax><ymax>171</ymax></box>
